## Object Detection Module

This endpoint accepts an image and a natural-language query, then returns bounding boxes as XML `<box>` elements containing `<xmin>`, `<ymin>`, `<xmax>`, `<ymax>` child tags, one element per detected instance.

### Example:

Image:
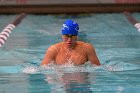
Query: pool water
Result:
<box><xmin>0</xmin><ymin>13</ymin><xmax>140</xmax><ymax>93</ymax></box>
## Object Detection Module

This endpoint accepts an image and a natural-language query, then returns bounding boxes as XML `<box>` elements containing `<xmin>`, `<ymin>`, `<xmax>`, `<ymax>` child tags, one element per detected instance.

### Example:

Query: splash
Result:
<box><xmin>0</xmin><ymin>60</ymin><xmax>139</xmax><ymax>74</ymax></box>
<box><xmin>102</xmin><ymin>60</ymin><xmax>140</xmax><ymax>71</ymax></box>
<box><xmin>22</xmin><ymin>62</ymin><xmax>100</xmax><ymax>74</ymax></box>
<box><xmin>21</xmin><ymin>60</ymin><xmax>140</xmax><ymax>74</ymax></box>
<box><xmin>22</xmin><ymin>65</ymin><xmax>38</xmax><ymax>74</ymax></box>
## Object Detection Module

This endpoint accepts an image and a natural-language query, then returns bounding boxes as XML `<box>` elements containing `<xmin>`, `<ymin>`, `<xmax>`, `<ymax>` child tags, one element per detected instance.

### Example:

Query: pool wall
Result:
<box><xmin>0</xmin><ymin>0</ymin><xmax>140</xmax><ymax>14</ymax></box>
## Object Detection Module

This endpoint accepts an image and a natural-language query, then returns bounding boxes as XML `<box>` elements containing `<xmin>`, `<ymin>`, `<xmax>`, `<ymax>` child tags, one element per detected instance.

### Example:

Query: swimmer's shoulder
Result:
<box><xmin>78</xmin><ymin>41</ymin><xmax>95</xmax><ymax>51</ymax></box>
<box><xmin>77</xmin><ymin>41</ymin><xmax>86</xmax><ymax>45</ymax></box>
<box><xmin>49</xmin><ymin>42</ymin><xmax>63</xmax><ymax>50</ymax></box>
<box><xmin>53</xmin><ymin>42</ymin><xmax>64</xmax><ymax>47</ymax></box>
<box><xmin>46</xmin><ymin>43</ymin><xmax>62</xmax><ymax>54</ymax></box>
<box><xmin>77</xmin><ymin>41</ymin><xmax>93</xmax><ymax>46</ymax></box>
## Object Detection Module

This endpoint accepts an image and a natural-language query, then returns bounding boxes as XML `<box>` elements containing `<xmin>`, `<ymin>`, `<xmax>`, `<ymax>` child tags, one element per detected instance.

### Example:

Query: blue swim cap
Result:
<box><xmin>62</xmin><ymin>19</ymin><xmax>79</xmax><ymax>35</ymax></box>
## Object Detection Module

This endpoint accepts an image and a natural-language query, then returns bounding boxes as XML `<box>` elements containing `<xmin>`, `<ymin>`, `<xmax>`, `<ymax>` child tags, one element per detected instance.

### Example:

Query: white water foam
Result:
<box><xmin>22</xmin><ymin>62</ymin><xmax>100</xmax><ymax>74</ymax></box>
<box><xmin>21</xmin><ymin>60</ymin><xmax>140</xmax><ymax>74</ymax></box>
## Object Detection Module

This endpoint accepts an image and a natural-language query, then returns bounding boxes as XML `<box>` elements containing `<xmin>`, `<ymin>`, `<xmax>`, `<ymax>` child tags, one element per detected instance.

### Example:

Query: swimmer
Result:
<box><xmin>42</xmin><ymin>19</ymin><xmax>100</xmax><ymax>66</ymax></box>
<box><xmin>124</xmin><ymin>11</ymin><xmax>140</xmax><ymax>32</ymax></box>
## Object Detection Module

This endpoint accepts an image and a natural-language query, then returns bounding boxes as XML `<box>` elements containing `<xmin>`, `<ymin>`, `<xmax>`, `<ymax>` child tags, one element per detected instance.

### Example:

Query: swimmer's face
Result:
<box><xmin>62</xmin><ymin>34</ymin><xmax>78</xmax><ymax>47</ymax></box>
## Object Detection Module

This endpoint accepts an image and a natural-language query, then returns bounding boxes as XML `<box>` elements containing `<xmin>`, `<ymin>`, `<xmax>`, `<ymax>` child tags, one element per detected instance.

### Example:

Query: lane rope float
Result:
<box><xmin>0</xmin><ymin>13</ymin><xmax>26</xmax><ymax>47</ymax></box>
<box><xmin>124</xmin><ymin>11</ymin><xmax>140</xmax><ymax>32</ymax></box>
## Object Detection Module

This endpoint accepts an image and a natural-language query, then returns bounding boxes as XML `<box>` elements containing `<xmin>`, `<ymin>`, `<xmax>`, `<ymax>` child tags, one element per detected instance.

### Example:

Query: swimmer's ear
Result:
<box><xmin>61</xmin><ymin>35</ymin><xmax>63</xmax><ymax>38</ymax></box>
<box><xmin>77</xmin><ymin>36</ymin><xmax>78</xmax><ymax>39</ymax></box>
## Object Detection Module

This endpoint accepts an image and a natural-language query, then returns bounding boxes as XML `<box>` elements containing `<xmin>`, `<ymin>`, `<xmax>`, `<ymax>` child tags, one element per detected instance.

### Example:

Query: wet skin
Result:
<box><xmin>42</xmin><ymin>34</ymin><xmax>100</xmax><ymax>66</ymax></box>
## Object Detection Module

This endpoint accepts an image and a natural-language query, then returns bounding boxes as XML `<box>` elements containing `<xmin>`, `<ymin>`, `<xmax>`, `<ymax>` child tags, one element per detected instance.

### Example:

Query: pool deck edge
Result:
<box><xmin>0</xmin><ymin>4</ymin><xmax>140</xmax><ymax>14</ymax></box>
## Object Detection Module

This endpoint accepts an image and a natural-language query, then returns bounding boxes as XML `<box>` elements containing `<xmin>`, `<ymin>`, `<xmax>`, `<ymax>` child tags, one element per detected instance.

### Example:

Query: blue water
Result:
<box><xmin>0</xmin><ymin>13</ymin><xmax>140</xmax><ymax>93</ymax></box>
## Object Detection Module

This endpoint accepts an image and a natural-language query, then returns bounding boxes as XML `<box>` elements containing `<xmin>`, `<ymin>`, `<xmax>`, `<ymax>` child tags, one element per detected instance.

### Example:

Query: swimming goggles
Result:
<box><xmin>63</xmin><ymin>34</ymin><xmax>77</xmax><ymax>39</ymax></box>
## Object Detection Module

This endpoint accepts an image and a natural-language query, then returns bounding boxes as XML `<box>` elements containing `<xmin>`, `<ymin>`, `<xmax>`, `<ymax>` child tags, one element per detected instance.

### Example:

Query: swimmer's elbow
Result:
<box><xmin>91</xmin><ymin>59</ymin><xmax>101</xmax><ymax>66</ymax></box>
<box><xmin>96</xmin><ymin>62</ymin><xmax>101</xmax><ymax>66</ymax></box>
<box><xmin>41</xmin><ymin>58</ymin><xmax>53</xmax><ymax>66</ymax></box>
<box><xmin>92</xmin><ymin>62</ymin><xmax>101</xmax><ymax>66</ymax></box>
<box><xmin>41</xmin><ymin>58</ymin><xmax>49</xmax><ymax>66</ymax></box>
<box><xmin>41</xmin><ymin>61</ymin><xmax>47</xmax><ymax>66</ymax></box>
<box><xmin>95</xmin><ymin>60</ymin><xmax>101</xmax><ymax>66</ymax></box>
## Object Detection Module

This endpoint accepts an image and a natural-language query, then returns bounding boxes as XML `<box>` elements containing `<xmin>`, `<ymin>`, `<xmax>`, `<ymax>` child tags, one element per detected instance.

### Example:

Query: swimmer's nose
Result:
<box><xmin>67</xmin><ymin>37</ymin><xmax>72</xmax><ymax>41</ymax></box>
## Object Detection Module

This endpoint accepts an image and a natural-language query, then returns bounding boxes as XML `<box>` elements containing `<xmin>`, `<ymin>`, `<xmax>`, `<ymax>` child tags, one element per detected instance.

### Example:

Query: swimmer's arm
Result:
<box><xmin>41</xmin><ymin>46</ymin><xmax>57</xmax><ymax>66</ymax></box>
<box><xmin>86</xmin><ymin>44</ymin><xmax>100</xmax><ymax>66</ymax></box>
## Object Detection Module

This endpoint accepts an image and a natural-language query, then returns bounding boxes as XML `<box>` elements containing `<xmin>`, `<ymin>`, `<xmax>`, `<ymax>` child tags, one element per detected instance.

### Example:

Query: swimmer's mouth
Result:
<box><xmin>67</xmin><ymin>42</ymin><xmax>72</xmax><ymax>45</ymax></box>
